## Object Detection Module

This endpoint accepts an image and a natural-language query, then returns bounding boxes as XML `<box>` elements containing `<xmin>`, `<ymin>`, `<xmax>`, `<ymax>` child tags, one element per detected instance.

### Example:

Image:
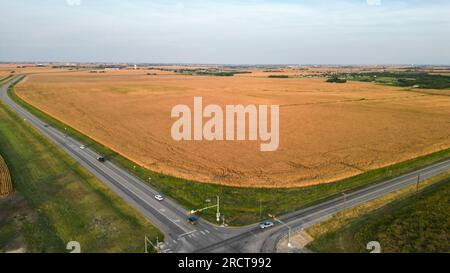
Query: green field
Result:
<box><xmin>0</xmin><ymin>88</ymin><xmax>162</xmax><ymax>253</ymax></box>
<box><xmin>348</xmin><ymin>72</ymin><xmax>450</xmax><ymax>89</ymax></box>
<box><xmin>7</xmin><ymin>76</ymin><xmax>450</xmax><ymax>226</ymax></box>
<box><xmin>308</xmin><ymin>174</ymin><xmax>450</xmax><ymax>253</ymax></box>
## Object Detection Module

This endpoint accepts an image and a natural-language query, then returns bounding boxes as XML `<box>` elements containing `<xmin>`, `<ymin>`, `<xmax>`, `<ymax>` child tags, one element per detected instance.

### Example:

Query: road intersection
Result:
<box><xmin>1</xmin><ymin>76</ymin><xmax>449</xmax><ymax>253</ymax></box>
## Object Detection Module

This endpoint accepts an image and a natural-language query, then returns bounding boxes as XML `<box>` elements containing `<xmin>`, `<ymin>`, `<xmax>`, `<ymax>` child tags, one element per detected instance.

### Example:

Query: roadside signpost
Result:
<box><xmin>269</xmin><ymin>214</ymin><xmax>293</xmax><ymax>248</ymax></box>
<box><xmin>190</xmin><ymin>196</ymin><xmax>221</xmax><ymax>223</ymax></box>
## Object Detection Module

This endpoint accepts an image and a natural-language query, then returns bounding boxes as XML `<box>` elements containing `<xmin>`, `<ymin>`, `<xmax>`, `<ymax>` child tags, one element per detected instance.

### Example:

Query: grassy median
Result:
<box><xmin>0</xmin><ymin>90</ymin><xmax>162</xmax><ymax>253</ymax></box>
<box><xmin>8</xmin><ymin>76</ymin><xmax>450</xmax><ymax>226</ymax></box>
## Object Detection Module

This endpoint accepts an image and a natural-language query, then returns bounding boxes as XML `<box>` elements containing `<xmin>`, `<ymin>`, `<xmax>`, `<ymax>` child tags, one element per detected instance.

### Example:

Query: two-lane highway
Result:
<box><xmin>1</xmin><ymin>76</ymin><xmax>449</xmax><ymax>253</ymax></box>
<box><xmin>198</xmin><ymin>157</ymin><xmax>450</xmax><ymax>253</ymax></box>
<box><xmin>0</xmin><ymin>76</ymin><xmax>241</xmax><ymax>253</ymax></box>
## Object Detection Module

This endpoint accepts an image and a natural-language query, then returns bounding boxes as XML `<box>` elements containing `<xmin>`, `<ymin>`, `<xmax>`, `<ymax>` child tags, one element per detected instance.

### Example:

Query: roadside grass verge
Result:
<box><xmin>307</xmin><ymin>171</ymin><xmax>450</xmax><ymax>253</ymax></box>
<box><xmin>0</xmin><ymin>75</ymin><xmax>14</xmax><ymax>85</ymax></box>
<box><xmin>0</xmin><ymin>90</ymin><xmax>162</xmax><ymax>252</ymax></box>
<box><xmin>8</xmin><ymin>76</ymin><xmax>450</xmax><ymax>226</ymax></box>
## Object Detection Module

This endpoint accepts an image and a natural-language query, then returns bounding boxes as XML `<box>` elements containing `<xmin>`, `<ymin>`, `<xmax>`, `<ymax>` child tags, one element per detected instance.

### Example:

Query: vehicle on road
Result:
<box><xmin>43</xmin><ymin>124</ymin><xmax>49</xmax><ymax>128</ymax></box>
<box><xmin>259</xmin><ymin>221</ymin><xmax>274</xmax><ymax>229</ymax></box>
<box><xmin>80</xmin><ymin>145</ymin><xmax>86</xmax><ymax>150</ymax></box>
<box><xmin>154</xmin><ymin>194</ymin><xmax>164</xmax><ymax>201</ymax></box>
<box><xmin>97</xmin><ymin>156</ymin><xmax>106</xmax><ymax>163</ymax></box>
<box><xmin>188</xmin><ymin>215</ymin><xmax>199</xmax><ymax>225</ymax></box>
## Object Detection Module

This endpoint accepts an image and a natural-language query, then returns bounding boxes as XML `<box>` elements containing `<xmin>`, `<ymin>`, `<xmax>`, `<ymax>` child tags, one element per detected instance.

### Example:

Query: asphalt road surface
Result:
<box><xmin>198</xmin><ymin>157</ymin><xmax>450</xmax><ymax>252</ymax></box>
<box><xmin>0</xmin><ymin>76</ymin><xmax>244</xmax><ymax>253</ymax></box>
<box><xmin>1</xmin><ymin>76</ymin><xmax>449</xmax><ymax>253</ymax></box>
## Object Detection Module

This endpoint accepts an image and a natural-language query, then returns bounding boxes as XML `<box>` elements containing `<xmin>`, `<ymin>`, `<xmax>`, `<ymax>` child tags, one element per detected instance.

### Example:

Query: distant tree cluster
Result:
<box><xmin>206</xmin><ymin>72</ymin><xmax>235</xmax><ymax>77</ymax></box>
<box><xmin>326</xmin><ymin>75</ymin><xmax>347</xmax><ymax>83</ymax></box>
<box><xmin>350</xmin><ymin>72</ymin><xmax>450</xmax><ymax>89</ymax></box>
<box><xmin>175</xmin><ymin>69</ymin><xmax>243</xmax><ymax>77</ymax></box>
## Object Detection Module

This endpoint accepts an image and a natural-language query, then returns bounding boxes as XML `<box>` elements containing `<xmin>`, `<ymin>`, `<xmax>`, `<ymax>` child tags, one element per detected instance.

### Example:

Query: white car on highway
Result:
<box><xmin>80</xmin><ymin>145</ymin><xmax>86</xmax><ymax>150</ymax></box>
<box><xmin>259</xmin><ymin>221</ymin><xmax>274</xmax><ymax>229</ymax></box>
<box><xmin>154</xmin><ymin>194</ymin><xmax>164</xmax><ymax>201</ymax></box>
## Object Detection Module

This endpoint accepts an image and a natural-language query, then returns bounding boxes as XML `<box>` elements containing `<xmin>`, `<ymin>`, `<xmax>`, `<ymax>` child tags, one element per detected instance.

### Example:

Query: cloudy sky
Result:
<box><xmin>1</xmin><ymin>0</ymin><xmax>449</xmax><ymax>64</ymax></box>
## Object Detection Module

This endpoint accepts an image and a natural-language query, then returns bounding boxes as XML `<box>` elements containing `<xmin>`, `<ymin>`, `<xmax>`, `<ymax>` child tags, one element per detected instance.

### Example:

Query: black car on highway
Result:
<box><xmin>188</xmin><ymin>215</ymin><xmax>199</xmax><ymax>225</ymax></box>
<box><xmin>97</xmin><ymin>156</ymin><xmax>106</xmax><ymax>163</ymax></box>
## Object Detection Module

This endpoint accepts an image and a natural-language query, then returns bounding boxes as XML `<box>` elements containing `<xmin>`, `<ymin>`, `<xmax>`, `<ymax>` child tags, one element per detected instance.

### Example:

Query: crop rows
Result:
<box><xmin>0</xmin><ymin>155</ymin><xmax>13</xmax><ymax>197</ymax></box>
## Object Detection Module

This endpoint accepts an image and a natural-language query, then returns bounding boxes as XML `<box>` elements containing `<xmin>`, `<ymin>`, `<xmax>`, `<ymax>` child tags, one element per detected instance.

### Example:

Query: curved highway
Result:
<box><xmin>0</xmin><ymin>76</ymin><xmax>243</xmax><ymax>253</ymax></box>
<box><xmin>1</xmin><ymin>76</ymin><xmax>449</xmax><ymax>253</ymax></box>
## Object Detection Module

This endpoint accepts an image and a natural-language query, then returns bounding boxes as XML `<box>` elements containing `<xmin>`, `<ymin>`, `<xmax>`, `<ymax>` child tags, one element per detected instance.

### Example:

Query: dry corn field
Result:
<box><xmin>14</xmin><ymin>68</ymin><xmax>450</xmax><ymax>188</ymax></box>
<box><xmin>0</xmin><ymin>155</ymin><xmax>13</xmax><ymax>197</ymax></box>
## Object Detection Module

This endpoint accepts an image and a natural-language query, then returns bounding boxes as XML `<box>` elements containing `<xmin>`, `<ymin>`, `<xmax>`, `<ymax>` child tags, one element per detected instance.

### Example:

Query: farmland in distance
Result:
<box><xmin>13</xmin><ymin>66</ymin><xmax>450</xmax><ymax>188</ymax></box>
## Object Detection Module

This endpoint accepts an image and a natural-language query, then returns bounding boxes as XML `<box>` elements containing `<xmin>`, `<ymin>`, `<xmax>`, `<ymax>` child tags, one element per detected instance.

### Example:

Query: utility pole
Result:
<box><xmin>386</xmin><ymin>168</ymin><xmax>392</xmax><ymax>177</ymax></box>
<box><xmin>144</xmin><ymin>235</ymin><xmax>157</xmax><ymax>253</ymax></box>
<box><xmin>342</xmin><ymin>192</ymin><xmax>348</xmax><ymax>207</ymax></box>
<box><xmin>144</xmin><ymin>236</ymin><xmax>147</xmax><ymax>253</ymax></box>
<box><xmin>416</xmin><ymin>173</ymin><xmax>421</xmax><ymax>194</ymax></box>
<box><xmin>269</xmin><ymin>214</ymin><xmax>292</xmax><ymax>248</ymax></box>
<box><xmin>259</xmin><ymin>200</ymin><xmax>262</xmax><ymax>220</ymax></box>
<box><xmin>190</xmin><ymin>196</ymin><xmax>221</xmax><ymax>223</ymax></box>
<box><xmin>416</xmin><ymin>173</ymin><xmax>422</xmax><ymax>234</ymax></box>
<box><xmin>216</xmin><ymin>195</ymin><xmax>221</xmax><ymax>223</ymax></box>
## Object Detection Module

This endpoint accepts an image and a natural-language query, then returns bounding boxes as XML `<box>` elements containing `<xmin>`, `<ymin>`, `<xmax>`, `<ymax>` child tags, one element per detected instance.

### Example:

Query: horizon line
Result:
<box><xmin>1</xmin><ymin>61</ymin><xmax>450</xmax><ymax>67</ymax></box>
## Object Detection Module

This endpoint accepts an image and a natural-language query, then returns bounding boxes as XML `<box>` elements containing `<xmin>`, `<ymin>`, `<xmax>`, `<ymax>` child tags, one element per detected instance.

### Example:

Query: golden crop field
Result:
<box><xmin>14</xmin><ymin>68</ymin><xmax>450</xmax><ymax>188</ymax></box>
<box><xmin>0</xmin><ymin>155</ymin><xmax>13</xmax><ymax>197</ymax></box>
<box><xmin>0</xmin><ymin>65</ymin><xmax>14</xmax><ymax>80</ymax></box>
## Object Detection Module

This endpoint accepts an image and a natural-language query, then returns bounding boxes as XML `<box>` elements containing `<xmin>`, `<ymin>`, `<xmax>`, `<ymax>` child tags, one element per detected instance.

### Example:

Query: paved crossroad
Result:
<box><xmin>0</xmin><ymin>76</ymin><xmax>240</xmax><ymax>253</ymax></box>
<box><xmin>1</xmin><ymin>76</ymin><xmax>449</xmax><ymax>253</ymax></box>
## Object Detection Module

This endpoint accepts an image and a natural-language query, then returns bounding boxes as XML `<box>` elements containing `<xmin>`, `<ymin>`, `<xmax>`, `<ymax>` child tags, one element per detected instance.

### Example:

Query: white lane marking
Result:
<box><xmin>80</xmin><ymin>158</ymin><xmax>190</xmax><ymax>233</ymax></box>
<box><xmin>7</xmin><ymin>113</ymin><xmax>183</xmax><ymax>235</ymax></box>
<box><xmin>5</xmin><ymin>80</ymin><xmax>450</xmax><ymax>247</ymax></box>
<box><xmin>342</xmin><ymin>160</ymin><xmax>450</xmax><ymax>201</ymax></box>
<box><xmin>178</xmin><ymin>230</ymin><xmax>196</xmax><ymax>238</ymax></box>
<box><xmin>285</xmin><ymin>168</ymin><xmax>447</xmax><ymax>228</ymax></box>
<box><xmin>73</xmin><ymin>147</ymin><xmax>196</xmax><ymax>235</ymax></box>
